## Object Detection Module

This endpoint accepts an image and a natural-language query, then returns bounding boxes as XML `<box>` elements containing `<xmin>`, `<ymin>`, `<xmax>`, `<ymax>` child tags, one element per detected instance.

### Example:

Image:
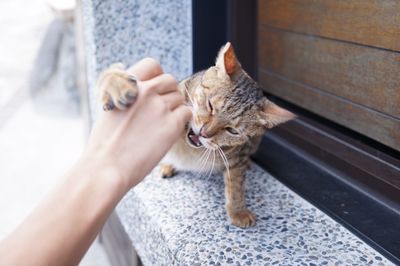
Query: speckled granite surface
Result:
<box><xmin>81</xmin><ymin>1</ymin><xmax>393</xmax><ymax>265</ymax></box>
<box><xmin>81</xmin><ymin>0</ymin><xmax>192</xmax><ymax>120</ymax></box>
<box><xmin>116</xmin><ymin>164</ymin><xmax>393</xmax><ymax>266</ymax></box>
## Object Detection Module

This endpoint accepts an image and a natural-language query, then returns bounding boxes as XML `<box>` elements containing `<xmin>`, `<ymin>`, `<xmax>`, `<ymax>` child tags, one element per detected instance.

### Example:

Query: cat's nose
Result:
<box><xmin>200</xmin><ymin>126</ymin><xmax>210</xmax><ymax>138</ymax></box>
<box><xmin>200</xmin><ymin>123</ymin><xmax>219</xmax><ymax>138</ymax></box>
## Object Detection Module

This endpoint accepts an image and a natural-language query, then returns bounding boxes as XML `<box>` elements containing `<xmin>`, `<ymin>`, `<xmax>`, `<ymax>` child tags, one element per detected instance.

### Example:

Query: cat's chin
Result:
<box><xmin>187</xmin><ymin>128</ymin><xmax>203</xmax><ymax>148</ymax></box>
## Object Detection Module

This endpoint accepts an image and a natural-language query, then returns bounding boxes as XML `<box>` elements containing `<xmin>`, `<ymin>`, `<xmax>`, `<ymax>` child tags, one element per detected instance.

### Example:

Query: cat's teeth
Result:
<box><xmin>187</xmin><ymin>127</ymin><xmax>203</xmax><ymax>147</ymax></box>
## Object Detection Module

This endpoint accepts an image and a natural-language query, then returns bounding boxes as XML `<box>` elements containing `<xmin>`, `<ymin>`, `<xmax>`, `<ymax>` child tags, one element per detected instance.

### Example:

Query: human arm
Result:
<box><xmin>0</xmin><ymin>58</ymin><xmax>191</xmax><ymax>266</ymax></box>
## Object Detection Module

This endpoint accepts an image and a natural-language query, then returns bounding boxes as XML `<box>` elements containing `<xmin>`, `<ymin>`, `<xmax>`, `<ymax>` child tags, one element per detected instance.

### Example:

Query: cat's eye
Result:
<box><xmin>207</xmin><ymin>99</ymin><xmax>213</xmax><ymax>112</ymax></box>
<box><xmin>226</xmin><ymin>127</ymin><xmax>239</xmax><ymax>135</ymax></box>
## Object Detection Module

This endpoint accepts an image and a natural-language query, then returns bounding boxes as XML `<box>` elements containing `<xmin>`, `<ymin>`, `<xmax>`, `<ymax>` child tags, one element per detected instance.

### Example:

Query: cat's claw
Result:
<box><xmin>125</xmin><ymin>91</ymin><xmax>137</xmax><ymax>101</ymax></box>
<box><xmin>103</xmin><ymin>102</ymin><xmax>115</xmax><ymax>111</ymax></box>
<box><xmin>128</xmin><ymin>74</ymin><xmax>138</xmax><ymax>84</ymax></box>
<box><xmin>117</xmin><ymin>99</ymin><xmax>130</xmax><ymax>109</ymax></box>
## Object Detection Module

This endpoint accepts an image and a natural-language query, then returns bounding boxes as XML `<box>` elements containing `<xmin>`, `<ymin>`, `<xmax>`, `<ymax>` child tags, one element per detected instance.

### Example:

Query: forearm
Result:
<box><xmin>0</xmin><ymin>58</ymin><xmax>191</xmax><ymax>266</ymax></box>
<box><xmin>0</xmin><ymin>154</ymin><xmax>129</xmax><ymax>266</ymax></box>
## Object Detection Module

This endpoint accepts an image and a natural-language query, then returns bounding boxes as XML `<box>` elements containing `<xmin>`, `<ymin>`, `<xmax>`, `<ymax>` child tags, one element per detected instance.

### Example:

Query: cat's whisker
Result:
<box><xmin>241</xmin><ymin>121</ymin><xmax>261</xmax><ymax>123</ymax></box>
<box><xmin>196</xmin><ymin>148</ymin><xmax>209</xmax><ymax>172</ymax></box>
<box><xmin>196</xmin><ymin>148</ymin><xmax>212</xmax><ymax>178</ymax></box>
<box><xmin>217</xmin><ymin>146</ymin><xmax>230</xmax><ymax>180</ymax></box>
<box><xmin>206</xmin><ymin>150</ymin><xmax>216</xmax><ymax>181</ymax></box>
<box><xmin>198</xmin><ymin>150</ymin><xmax>210</xmax><ymax>177</ymax></box>
<box><xmin>217</xmin><ymin>148</ymin><xmax>229</xmax><ymax>180</ymax></box>
<box><xmin>183</xmin><ymin>85</ymin><xmax>195</xmax><ymax>106</ymax></box>
<box><xmin>203</xmin><ymin>148</ymin><xmax>217</xmax><ymax>179</ymax></box>
<box><xmin>217</xmin><ymin>146</ymin><xmax>229</xmax><ymax>169</ymax></box>
<box><xmin>197</xmin><ymin>148</ymin><xmax>208</xmax><ymax>165</ymax></box>
<box><xmin>219</xmin><ymin>147</ymin><xmax>230</xmax><ymax>177</ymax></box>
<box><xmin>205</xmin><ymin>151</ymin><xmax>213</xmax><ymax>181</ymax></box>
<box><xmin>200</xmin><ymin>150</ymin><xmax>212</xmax><ymax>180</ymax></box>
<box><xmin>193</xmin><ymin>149</ymin><xmax>207</xmax><ymax>178</ymax></box>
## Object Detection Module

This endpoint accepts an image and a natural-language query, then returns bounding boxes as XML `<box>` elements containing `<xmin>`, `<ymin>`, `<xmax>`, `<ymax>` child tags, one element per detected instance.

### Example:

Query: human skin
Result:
<box><xmin>0</xmin><ymin>58</ymin><xmax>192</xmax><ymax>266</ymax></box>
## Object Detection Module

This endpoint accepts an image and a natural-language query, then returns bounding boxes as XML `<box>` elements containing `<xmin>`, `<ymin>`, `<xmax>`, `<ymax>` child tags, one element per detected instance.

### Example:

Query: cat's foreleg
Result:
<box><xmin>224</xmin><ymin>162</ymin><xmax>256</xmax><ymax>228</ymax></box>
<box><xmin>97</xmin><ymin>63</ymin><xmax>139</xmax><ymax>111</ymax></box>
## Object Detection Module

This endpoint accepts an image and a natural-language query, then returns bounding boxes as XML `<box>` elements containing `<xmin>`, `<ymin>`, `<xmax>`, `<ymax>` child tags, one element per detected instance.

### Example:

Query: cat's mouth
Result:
<box><xmin>187</xmin><ymin>128</ymin><xmax>203</xmax><ymax>148</ymax></box>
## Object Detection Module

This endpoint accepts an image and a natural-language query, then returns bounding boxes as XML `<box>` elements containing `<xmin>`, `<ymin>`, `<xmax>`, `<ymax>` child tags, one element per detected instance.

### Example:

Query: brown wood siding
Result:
<box><xmin>258</xmin><ymin>28</ymin><xmax>400</xmax><ymax>118</ymax></box>
<box><xmin>259</xmin><ymin>0</ymin><xmax>400</xmax><ymax>51</ymax></box>
<box><xmin>257</xmin><ymin>0</ymin><xmax>400</xmax><ymax>151</ymax></box>
<box><xmin>259</xmin><ymin>72</ymin><xmax>400</xmax><ymax>150</ymax></box>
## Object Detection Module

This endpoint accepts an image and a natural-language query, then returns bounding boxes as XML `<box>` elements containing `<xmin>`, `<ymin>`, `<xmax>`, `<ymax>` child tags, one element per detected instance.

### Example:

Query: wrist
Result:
<box><xmin>76</xmin><ymin>150</ymin><xmax>131</xmax><ymax>196</ymax></box>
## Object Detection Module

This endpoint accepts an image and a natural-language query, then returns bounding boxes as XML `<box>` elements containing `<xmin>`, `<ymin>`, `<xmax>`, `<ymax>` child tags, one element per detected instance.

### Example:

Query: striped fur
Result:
<box><xmin>162</xmin><ymin>43</ymin><xmax>295</xmax><ymax>228</ymax></box>
<box><xmin>96</xmin><ymin>43</ymin><xmax>294</xmax><ymax>228</ymax></box>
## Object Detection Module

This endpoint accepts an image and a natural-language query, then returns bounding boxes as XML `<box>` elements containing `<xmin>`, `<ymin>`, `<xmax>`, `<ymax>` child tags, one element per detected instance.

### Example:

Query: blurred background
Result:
<box><xmin>0</xmin><ymin>0</ymin><xmax>108</xmax><ymax>264</ymax></box>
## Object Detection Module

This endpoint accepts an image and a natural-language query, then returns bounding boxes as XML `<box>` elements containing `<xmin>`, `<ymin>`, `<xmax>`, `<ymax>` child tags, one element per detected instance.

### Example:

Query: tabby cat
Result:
<box><xmin>97</xmin><ymin>43</ymin><xmax>295</xmax><ymax>228</ymax></box>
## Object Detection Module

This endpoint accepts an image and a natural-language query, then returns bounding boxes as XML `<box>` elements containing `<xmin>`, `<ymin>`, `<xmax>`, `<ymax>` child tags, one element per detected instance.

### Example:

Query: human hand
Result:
<box><xmin>84</xmin><ymin>58</ymin><xmax>192</xmax><ymax>190</ymax></box>
<box><xmin>0</xmin><ymin>59</ymin><xmax>192</xmax><ymax>266</ymax></box>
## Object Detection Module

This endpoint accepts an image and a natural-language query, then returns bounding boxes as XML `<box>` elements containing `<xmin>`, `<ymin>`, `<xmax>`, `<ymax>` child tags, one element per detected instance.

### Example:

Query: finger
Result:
<box><xmin>172</xmin><ymin>105</ymin><xmax>193</xmax><ymax>126</ymax></box>
<box><xmin>142</xmin><ymin>73</ymin><xmax>178</xmax><ymax>94</ymax></box>
<box><xmin>162</xmin><ymin>91</ymin><xmax>185</xmax><ymax>110</ymax></box>
<box><xmin>127</xmin><ymin>58</ymin><xmax>163</xmax><ymax>81</ymax></box>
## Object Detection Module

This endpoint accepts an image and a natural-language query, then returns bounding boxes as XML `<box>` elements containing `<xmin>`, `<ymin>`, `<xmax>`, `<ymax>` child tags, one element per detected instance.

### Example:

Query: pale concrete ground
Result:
<box><xmin>0</xmin><ymin>0</ymin><xmax>110</xmax><ymax>265</ymax></box>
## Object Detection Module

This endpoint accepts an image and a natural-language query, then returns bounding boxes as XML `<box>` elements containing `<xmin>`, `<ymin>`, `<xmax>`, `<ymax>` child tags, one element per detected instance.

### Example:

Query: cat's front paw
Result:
<box><xmin>160</xmin><ymin>164</ymin><xmax>176</xmax><ymax>178</ymax></box>
<box><xmin>97</xmin><ymin>63</ymin><xmax>139</xmax><ymax>111</ymax></box>
<box><xmin>228</xmin><ymin>209</ymin><xmax>256</xmax><ymax>228</ymax></box>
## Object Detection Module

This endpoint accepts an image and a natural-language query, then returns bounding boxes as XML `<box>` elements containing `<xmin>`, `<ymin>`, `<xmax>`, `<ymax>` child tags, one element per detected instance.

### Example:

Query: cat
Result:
<box><xmin>97</xmin><ymin>42</ymin><xmax>295</xmax><ymax>228</ymax></box>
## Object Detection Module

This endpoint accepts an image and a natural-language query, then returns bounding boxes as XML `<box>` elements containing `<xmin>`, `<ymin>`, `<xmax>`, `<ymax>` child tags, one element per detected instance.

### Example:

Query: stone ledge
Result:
<box><xmin>116</xmin><ymin>164</ymin><xmax>392</xmax><ymax>265</ymax></box>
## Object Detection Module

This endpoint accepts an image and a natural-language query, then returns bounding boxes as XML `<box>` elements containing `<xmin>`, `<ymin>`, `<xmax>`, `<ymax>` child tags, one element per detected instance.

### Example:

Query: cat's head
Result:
<box><xmin>186</xmin><ymin>42</ymin><xmax>295</xmax><ymax>150</ymax></box>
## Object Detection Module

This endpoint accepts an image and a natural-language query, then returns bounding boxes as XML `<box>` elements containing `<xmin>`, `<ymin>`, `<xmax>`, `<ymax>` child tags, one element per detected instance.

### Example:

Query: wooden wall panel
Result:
<box><xmin>258</xmin><ymin>28</ymin><xmax>400</xmax><ymax>118</ymax></box>
<box><xmin>257</xmin><ymin>1</ymin><xmax>400</xmax><ymax>150</ymax></box>
<box><xmin>259</xmin><ymin>0</ymin><xmax>400</xmax><ymax>51</ymax></box>
<box><xmin>259</xmin><ymin>71</ymin><xmax>400</xmax><ymax>150</ymax></box>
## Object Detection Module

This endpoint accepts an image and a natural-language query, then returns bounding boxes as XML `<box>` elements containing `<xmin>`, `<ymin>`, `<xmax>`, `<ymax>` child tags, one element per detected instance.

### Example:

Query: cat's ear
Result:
<box><xmin>216</xmin><ymin>42</ymin><xmax>241</xmax><ymax>76</ymax></box>
<box><xmin>259</xmin><ymin>100</ymin><xmax>296</xmax><ymax>128</ymax></box>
